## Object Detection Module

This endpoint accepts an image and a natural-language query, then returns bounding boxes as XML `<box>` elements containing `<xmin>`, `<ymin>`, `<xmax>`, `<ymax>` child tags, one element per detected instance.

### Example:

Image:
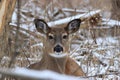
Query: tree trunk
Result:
<box><xmin>0</xmin><ymin>0</ymin><xmax>16</xmax><ymax>60</ymax></box>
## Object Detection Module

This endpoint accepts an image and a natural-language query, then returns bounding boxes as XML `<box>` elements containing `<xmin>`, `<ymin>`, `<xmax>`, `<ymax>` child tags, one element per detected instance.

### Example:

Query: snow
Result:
<box><xmin>0</xmin><ymin>67</ymin><xmax>88</xmax><ymax>80</ymax></box>
<box><xmin>31</xmin><ymin>43</ymin><xmax>43</xmax><ymax>48</ymax></box>
<box><xmin>102</xmin><ymin>18</ymin><xmax>120</xmax><ymax>26</ymax></box>
<box><xmin>48</xmin><ymin>10</ymin><xmax>101</xmax><ymax>27</ymax></box>
<box><xmin>62</xmin><ymin>8</ymin><xmax>88</xmax><ymax>13</ymax></box>
<box><xmin>11</xmin><ymin>11</ymin><xmax>17</xmax><ymax>24</ymax></box>
<box><xmin>96</xmin><ymin>37</ymin><xmax>118</xmax><ymax>45</ymax></box>
<box><xmin>71</xmin><ymin>36</ymin><xmax>120</xmax><ymax>79</ymax></box>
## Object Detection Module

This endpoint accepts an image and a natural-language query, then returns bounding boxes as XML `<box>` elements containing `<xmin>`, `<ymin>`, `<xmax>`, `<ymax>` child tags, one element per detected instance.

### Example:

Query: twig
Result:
<box><xmin>9</xmin><ymin>0</ymin><xmax>21</xmax><ymax>68</ymax></box>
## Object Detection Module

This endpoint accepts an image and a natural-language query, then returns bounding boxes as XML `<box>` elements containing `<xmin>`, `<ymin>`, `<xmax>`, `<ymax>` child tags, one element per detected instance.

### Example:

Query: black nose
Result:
<box><xmin>54</xmin><ymin>45</ymin><xmax>63</xmax><ymax>53</ymax></box>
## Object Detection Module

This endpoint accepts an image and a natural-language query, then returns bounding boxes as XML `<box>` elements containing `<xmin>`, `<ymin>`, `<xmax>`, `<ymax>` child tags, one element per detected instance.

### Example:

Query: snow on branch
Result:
<box><xmin>0</xmin><ymin>67</ymin><xmax>88</xmax><ymax>80</ymax></box>
<box><xmin>102</xmin><ymin>18</ymin><xmax>120</xmax><ymax>27</ymax></box>
<box><xmin>10</xmin><ymin>9</ymin><xmax>101</xmax><ymax>32</ymax></box>
<box><xmin>62</xmin><ymin>8</ymin><xmax>88</xmax><ymax>13</ymax></box>
<box><xmin>48</xmin><ymin>10</ymin><xmax>101</xmax><ymax>27</ymax></box>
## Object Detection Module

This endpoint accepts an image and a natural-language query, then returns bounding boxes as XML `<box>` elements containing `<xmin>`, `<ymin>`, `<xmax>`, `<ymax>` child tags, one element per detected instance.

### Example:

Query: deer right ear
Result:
<box><xmin>34</xmin><ymin>19</ymin><xmax>50</xmax><ymax>34</ymax></box>
<box><xmin>65</xmin><ymin>19</ymin><xmax>81</xmax><ymax>34</ymax></box>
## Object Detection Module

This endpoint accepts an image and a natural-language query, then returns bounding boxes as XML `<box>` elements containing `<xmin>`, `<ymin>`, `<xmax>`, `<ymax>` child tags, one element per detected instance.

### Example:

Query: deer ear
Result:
<box><xmin>65</xmin><ymin>19</ymin><xmax>81</xmax><ymax>34</ymax></box>
<box><xmin>34</xmin><ymin>19</ymin><xmax>50</xmax><ymax>34</ymax></box>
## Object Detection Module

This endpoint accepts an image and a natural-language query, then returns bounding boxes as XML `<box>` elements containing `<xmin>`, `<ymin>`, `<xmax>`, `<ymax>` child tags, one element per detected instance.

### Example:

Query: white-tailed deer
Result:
<box><xmin>28</xmin><ymin>19</ymin><xmax>85</xmax><ymax>76</ymax></box>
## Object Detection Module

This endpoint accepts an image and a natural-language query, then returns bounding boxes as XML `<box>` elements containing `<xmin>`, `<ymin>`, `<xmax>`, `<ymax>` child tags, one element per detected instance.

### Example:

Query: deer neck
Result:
<box><xmin>41</xmin><ymin>50</ymin><xmax>68</xmax><ymax>73</ymax></box>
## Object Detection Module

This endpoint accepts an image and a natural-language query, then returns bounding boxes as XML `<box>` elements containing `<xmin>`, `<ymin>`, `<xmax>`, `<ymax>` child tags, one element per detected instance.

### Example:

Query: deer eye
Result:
<box><xmin>48</xmin><ymin>34</ymin><xmax>54</xmax><ymax>40</ymax></box>
<box><xmin>62</xmin><ymin>34</ymin><xmax>68</xmax><ymax>39</ymax></box>
<box><xmin>48</xmin><ymin>35</ymin><xmax>53</xmax><ymax>39</ymax></box>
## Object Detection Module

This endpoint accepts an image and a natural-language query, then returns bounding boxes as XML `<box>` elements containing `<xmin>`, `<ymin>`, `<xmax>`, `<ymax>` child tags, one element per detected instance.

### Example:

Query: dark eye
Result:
<box><xmin>48</xmin><ymin>35</ymin><xmax>54</xmax><ymax>39</ymax></box>
<box><xmin>63</xmin><ymin>35</ymin><xmax>68</xmax><ymax>39</ymax></box>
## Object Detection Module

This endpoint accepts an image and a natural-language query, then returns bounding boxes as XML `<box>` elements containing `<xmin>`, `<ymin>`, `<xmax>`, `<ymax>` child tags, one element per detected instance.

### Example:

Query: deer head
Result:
<box><xmin>34</xmin><ymin>19</ymin><xmax>81</xmax><ymax>58</ymax></box>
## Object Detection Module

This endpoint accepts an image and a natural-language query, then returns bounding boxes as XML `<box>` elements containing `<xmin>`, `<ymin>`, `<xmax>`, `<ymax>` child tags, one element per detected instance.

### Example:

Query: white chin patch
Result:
<box><xmin>49</xmin><ymin>52</ymin><xmax>67</xmax><ymax>58</ymax></box>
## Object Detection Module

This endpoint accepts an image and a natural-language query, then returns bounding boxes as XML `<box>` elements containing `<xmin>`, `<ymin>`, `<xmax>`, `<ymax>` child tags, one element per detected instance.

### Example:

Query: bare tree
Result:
<box><xmin>0</xmin><ymin>0</ymin><xmax>16</xmax><ymax>61</ymax></box>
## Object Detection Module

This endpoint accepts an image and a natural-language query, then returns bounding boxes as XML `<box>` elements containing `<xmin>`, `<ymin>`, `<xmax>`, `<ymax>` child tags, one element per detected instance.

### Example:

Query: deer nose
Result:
<box><xmin>54</xmin><ymin>45</ymin><xmax>63</xmax><ymax>53</ymax></box>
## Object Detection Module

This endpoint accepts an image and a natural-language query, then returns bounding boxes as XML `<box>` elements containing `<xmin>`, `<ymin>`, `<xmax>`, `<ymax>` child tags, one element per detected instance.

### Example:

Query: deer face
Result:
<box><xmin>34</xmin><ymin>19</ymin><xmax>81</xmax><ymax>58</ymax></box>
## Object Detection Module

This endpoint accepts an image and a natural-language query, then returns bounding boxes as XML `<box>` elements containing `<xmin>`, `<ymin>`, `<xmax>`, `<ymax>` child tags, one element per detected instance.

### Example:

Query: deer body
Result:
<box><xmin>28</xmin><ymin>19</ymin><xmax>85</xmax><ymax>76</ymax></box>
<box><xmin>29</xmin><ymin>54</ymin><xmax>85</xmax><ymax>76</ymax></box>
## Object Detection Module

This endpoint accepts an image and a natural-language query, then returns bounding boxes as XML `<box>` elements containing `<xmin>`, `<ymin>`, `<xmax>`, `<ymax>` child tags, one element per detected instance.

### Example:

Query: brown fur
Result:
<box><xmin>28</xmin><ymin>56</ymin><xmax>85</xmax><ymax>76</ymax></box>
<box><xmin>28</xmin><ymin>19</ymin><xmax>85</xmax><ymax>76</ymax></box>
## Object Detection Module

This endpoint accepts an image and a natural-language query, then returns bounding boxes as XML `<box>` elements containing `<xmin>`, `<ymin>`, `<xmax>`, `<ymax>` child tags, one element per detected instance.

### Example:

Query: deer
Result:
<box><xmin>28</xmin><ymin>18</ymin><xmax>85</xmax><ymax>76</ymax></box>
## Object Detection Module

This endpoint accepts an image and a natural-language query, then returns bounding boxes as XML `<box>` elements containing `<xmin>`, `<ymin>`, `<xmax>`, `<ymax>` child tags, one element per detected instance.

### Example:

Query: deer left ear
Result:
<box><xmin>34</xmin><ymin>19</ymin><xmax>50</xmax><ymax>34</ymax></box>
<box><xmin>65</xmin><ymin>19</ymin><xmax>81</xmax><ymax>34</ymax></box>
